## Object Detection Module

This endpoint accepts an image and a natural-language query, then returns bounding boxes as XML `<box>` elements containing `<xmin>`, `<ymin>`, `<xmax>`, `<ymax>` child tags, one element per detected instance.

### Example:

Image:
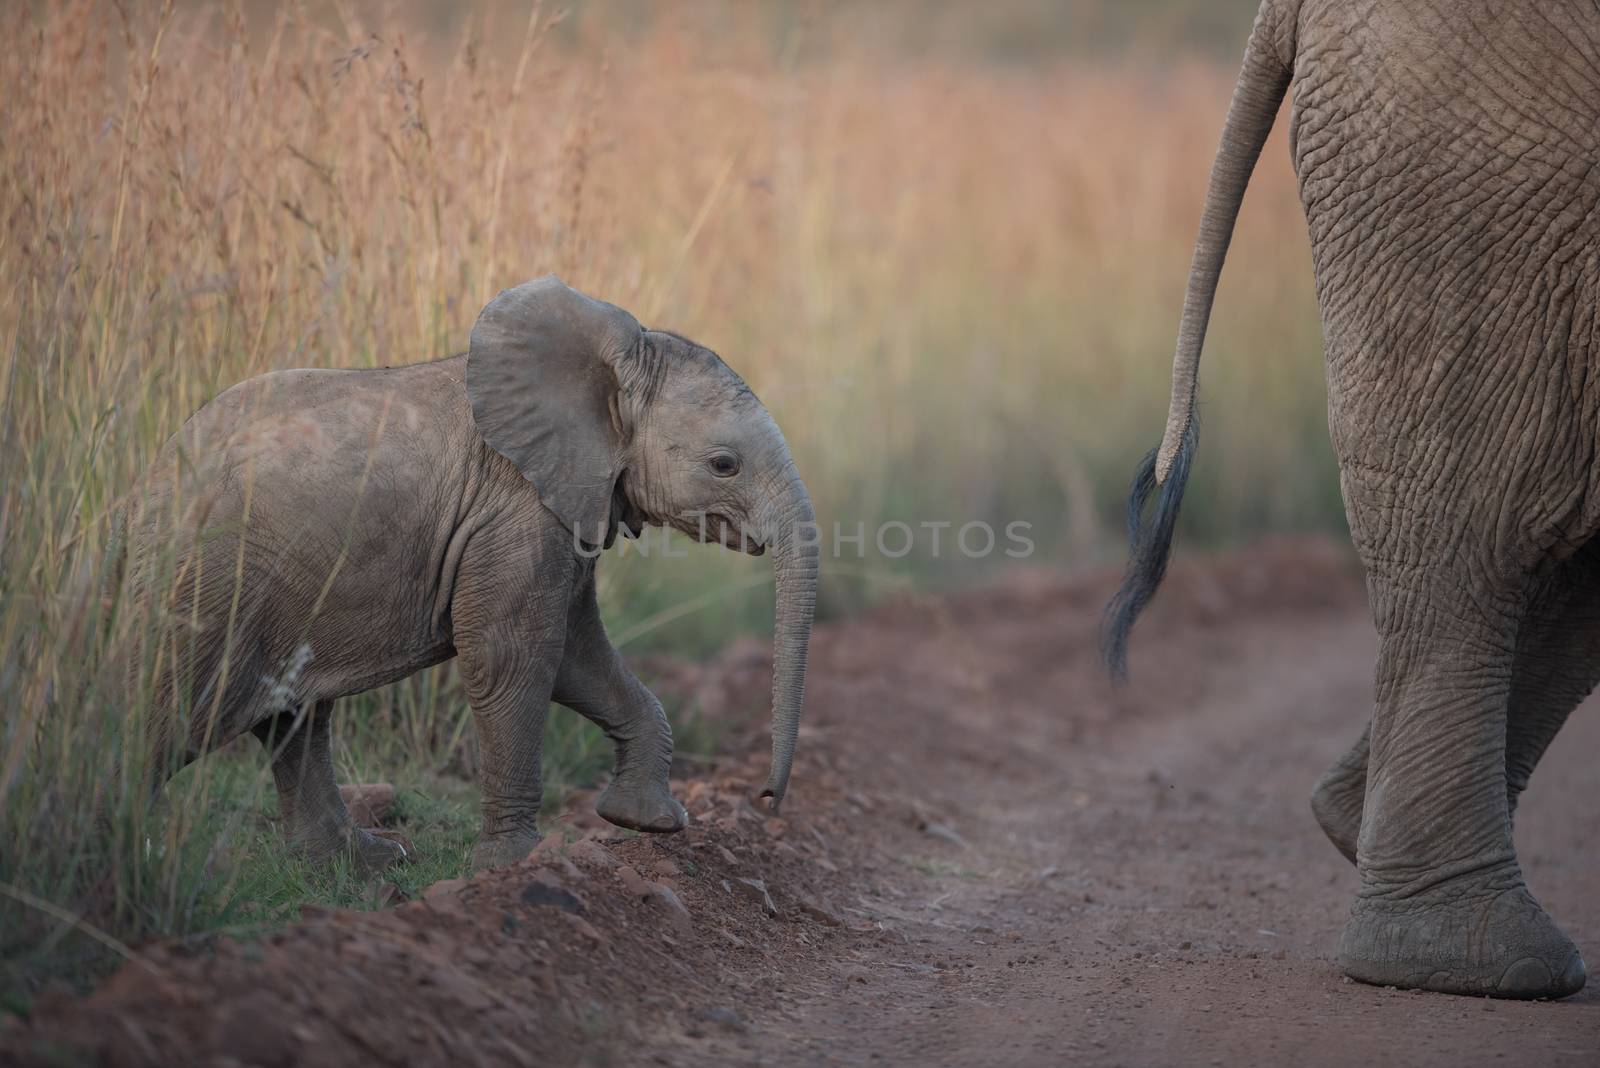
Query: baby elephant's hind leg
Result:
<box><xmin>553</xmin><ymin>572</ymin><xmax>687</xmax><ymax>834</ymax></box>
<box><xmin>252</xmin><ymin>700</ymin><xmax>406</xmax><ymax>872</ymax></box>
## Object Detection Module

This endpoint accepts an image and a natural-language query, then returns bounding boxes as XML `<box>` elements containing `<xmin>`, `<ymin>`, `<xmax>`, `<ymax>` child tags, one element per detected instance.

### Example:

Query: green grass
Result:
<box><xmin>0</xmin><ymin>698</ymin><xmax>722</xmax><ymax>1014</ymax></box>
<box><xmin>193</xmin><ymin>698</ymin><xmax>721</xmax><ymax>919</ymax></box>
<box><xmin>192</xmin><ymin>769</ymin><xmax>479</xmax><ymax>926</ymax></box>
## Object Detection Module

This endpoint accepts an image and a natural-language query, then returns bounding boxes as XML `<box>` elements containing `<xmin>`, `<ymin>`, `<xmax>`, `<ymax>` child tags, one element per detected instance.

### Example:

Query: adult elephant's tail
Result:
<box><xmin>1101</xmin><ymin>5</ymin><xmax>1294</xmax><ymax>680</ymax></box>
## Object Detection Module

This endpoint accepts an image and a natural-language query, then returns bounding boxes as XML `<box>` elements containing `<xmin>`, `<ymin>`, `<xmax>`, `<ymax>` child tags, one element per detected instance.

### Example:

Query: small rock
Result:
<box><xmin>731</xmin><ymin>877</ymin><xmax>778</xmax><ymax>918</ymax></box>
<box><xmin>697</xmin><ymin>1007</ymin><xmax>747</xmax><ymax>1033</ymax></box>
<box><xmin>842</xmin><ymin>965</ymin><xmax>871</xmax><ymax>984</ymax></box>
<box><xmin>338</xmin><ymin>783</ymin><xmax>396</xmax><ymax>826</ymax></box>
<box><xmin>763</xmin><ymin>817</ymin><xmax>788</xmax><ymax>839</ymax></box>
<box><xmin>564</xmin><ymin>913</ymin><xmax>603</xmax><ymax>942</ymax></box>
<box><xmin>617</xmin><ymin>865</ymin><xmax>652</xmax><ymax>897</ymax></box>
<box><xmin>799</xmin><ymin>897</ymin><xmax>843</xmax><ymax>927</ymax></box>
<box><xmin>615</xmin><ymin>864</ymin><xmax>692</xmax><ymax>931</ymax></box>
<box><xmin>920</xmin><ymin>821</ymin><xmax>968</xmax><ymax>849</ymax></box>
<box><xmin>651</xmin><ymin>883</ymin><xmax>693</xmax><ymax>933</ymax></box>
<box><xmin>717</xmin><ymin>844</ymin><xmax>740</xmax><ymax>866</ymax></box>
<box><xmin>521</xmin><ymin>879</ymin><xmax>586</xmax><ymax>914</ymax></box>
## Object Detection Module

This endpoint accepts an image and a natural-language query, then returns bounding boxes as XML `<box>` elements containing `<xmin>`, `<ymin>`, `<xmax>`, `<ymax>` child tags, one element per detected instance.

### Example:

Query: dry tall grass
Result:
<box><xmin>0</xmin><ymin>1</ymin><xmax>1334</xmax><ymax>996</ymax></box>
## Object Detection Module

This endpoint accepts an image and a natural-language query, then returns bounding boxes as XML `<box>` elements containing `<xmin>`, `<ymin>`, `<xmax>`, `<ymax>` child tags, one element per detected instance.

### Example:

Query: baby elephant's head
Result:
<box><xmin>467</xmin><ymin>276</ymin><xmax>816</xmax><ymax>810</ymax></box>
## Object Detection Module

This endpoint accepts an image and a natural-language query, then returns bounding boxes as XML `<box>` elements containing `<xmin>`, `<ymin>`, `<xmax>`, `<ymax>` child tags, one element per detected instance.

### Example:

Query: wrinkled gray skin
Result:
<box><xmin>1136</xmin><ymin>1</ymin><xmax>1599</xmax><ymax>999</ymax></box>
<box><xmin>125</xmin><ymin>277</ymin><xmax>817</xmax><ymax>873</ymax></box>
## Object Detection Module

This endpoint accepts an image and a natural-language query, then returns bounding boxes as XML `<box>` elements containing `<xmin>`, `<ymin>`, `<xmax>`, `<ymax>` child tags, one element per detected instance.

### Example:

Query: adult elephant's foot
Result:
<box><xmin>1309</xmin><ymin>757</ymin><xmax>1365</xmax><ymax>867</ymax></box>
<box><xmin>596</xmin><ymin>774</ymin><xmax>688</xmax><ymax>833</ymax></box>
<box><xmin>1339</xmin><ymin>884</ymin><xmax>1586</xmax><ymax>999</ymax></box>
<box><xmin>471</xmin><ymin>830</ymin><xmax>541</xmax><ymax>872</ymax></box>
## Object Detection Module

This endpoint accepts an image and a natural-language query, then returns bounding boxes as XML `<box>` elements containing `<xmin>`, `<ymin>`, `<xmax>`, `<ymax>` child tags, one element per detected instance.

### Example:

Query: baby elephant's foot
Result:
<box><xmin>471</xmin><ymin>831</ymin><xmax>542</xmax><ymax>872</ymax></box>
<box><xmin>292</xmin><ymin>824</ymin><xmax>407</xmax><ymax>874</ymax></box>
<box><xmin>350</xmin><ymin>827</ymin><xmax>408</xmax><ymax>874</ymax></box>
<box><xmin>596</xmin><ymin>776</ymin><xmax>688</xmax><ymax>834</ymax></box>
<box><xmin>1339</xmin><ymin>883</ymin><xmax>1586</xmax><ymax>999</ymax></box>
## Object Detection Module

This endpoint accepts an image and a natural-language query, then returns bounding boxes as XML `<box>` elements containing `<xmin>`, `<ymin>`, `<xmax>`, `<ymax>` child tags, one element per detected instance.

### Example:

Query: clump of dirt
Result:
<box><xmin>3</xmin><ymin>744</ymin><xmax>878</xmax><ymax>1065</ymax></box>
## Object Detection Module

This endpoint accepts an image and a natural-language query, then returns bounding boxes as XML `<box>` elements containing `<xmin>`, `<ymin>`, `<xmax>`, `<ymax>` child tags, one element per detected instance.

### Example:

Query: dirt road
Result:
<box><xmin>7</xmin><ymin>540</ymin><xmax>1597</xmax><ymax>1066</ymax></box>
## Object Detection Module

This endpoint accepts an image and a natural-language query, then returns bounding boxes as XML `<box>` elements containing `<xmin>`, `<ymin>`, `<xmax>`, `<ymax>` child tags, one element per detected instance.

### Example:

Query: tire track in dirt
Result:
<box><xmin>6</xmin><ymin>540</ymin><xmax>1597</xmax><ymax>1066</ymax></box>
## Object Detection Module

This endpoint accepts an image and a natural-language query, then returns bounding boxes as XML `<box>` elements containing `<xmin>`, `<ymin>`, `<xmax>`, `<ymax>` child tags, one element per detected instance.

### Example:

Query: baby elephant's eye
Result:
<box><xmin>708</xmin><ymin>454</ymin><xmax>741</xmax><ymax>478</ymax></box>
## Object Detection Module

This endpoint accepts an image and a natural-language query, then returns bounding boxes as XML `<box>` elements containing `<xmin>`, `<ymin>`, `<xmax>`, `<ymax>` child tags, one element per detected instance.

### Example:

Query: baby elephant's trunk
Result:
<box><xmin>760</xmin><ymin>470</ymin><xmax>818</xmax><ymax>813</ymax></box>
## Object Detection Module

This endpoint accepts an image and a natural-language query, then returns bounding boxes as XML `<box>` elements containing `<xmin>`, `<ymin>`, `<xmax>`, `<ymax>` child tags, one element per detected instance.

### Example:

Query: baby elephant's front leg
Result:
<box><xmin>554</xmin><ymin>577</ymin><xmax>688</xmax><ymax>833</ymax></box>
<box><xmin>453</xmin><ymin>544</ymin><xmax>568</xmax><ymax>871</ymax></box>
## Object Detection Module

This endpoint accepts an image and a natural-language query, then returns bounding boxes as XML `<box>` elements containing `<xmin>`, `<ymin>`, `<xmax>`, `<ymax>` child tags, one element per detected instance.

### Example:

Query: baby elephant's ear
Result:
<box><xmin>467</xmin><ymin>276</ymin><xmax>643</xmax><ymax>545</ymax></box>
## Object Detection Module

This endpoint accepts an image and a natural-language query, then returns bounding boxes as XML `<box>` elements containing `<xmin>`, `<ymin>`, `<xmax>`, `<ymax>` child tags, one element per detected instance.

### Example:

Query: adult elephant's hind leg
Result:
<box><xmin>1338</xmin><ymin>571</ymin><xmax>1585</xmax><ymax>999</ymax></box>
<box><xmin>1311</xmin><ymin>540</ymin><xmax>1600</xmax><ymax>867</ymax></box>
<box><xmin>1501</xmin><ymin>542</ymin><xmax>1600</xmax><ymax>823</ymax></box>
<box><xmin>1310</xmin><ymin>723</ymin><xmax>1367</xmax><ymax>866</ymax></box>
<box><xmin>252</xmin><ymin>701</ymin><xmax>406</xmax><ymax>872</ymax></box>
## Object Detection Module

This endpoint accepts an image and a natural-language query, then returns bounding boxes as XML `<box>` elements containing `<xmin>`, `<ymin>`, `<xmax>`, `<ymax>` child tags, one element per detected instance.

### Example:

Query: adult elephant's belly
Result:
<box><xmin>1289</xmin><ymin>0</ymin><xmax>1600</xmax><ymax>573</ymax></box>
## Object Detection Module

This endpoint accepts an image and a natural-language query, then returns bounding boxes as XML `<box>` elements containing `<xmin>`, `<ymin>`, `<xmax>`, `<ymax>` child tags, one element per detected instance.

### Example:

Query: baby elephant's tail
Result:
<box><xmin>1100</xmin><ymin>4</ymin><xmax>1292</xmax><ymax>681</ymax></box>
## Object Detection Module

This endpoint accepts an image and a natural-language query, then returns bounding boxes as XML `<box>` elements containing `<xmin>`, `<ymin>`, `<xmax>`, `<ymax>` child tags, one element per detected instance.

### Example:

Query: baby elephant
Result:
<box><xmin>122</xmin><ymin>277</ymin><xmax>817</xmax><ymax>871</ymax></box>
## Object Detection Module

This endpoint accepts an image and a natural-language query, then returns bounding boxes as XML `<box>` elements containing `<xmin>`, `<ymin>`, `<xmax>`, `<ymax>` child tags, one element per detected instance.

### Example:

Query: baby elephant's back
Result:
<box><xmin>137</xmin><ymin>360</ymin><xmax>467</xmax><ymax>544</ymax></box>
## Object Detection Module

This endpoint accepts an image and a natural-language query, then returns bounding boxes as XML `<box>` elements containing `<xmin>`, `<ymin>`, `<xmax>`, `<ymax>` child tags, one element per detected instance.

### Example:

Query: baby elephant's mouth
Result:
<box><xmin>708</xmin><ymin>512</ymin><xmax>767</xmax><ymax>556</ymax></box>
<box><xmin>676</xmin><ymin>512</ymin><xmax>765</xmax><ymax>555</ymax></box>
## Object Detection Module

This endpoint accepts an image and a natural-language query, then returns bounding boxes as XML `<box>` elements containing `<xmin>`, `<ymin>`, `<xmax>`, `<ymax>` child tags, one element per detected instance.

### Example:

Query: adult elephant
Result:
<box><xmin>123</xmin><ymin>277</ymin><xmax>817</xmax><ymax>872</ymax></box>
<box><xmin>1103</xmin><ymin>1</ymin><xmax>1599</xmax><ymax>999</ymax></box>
